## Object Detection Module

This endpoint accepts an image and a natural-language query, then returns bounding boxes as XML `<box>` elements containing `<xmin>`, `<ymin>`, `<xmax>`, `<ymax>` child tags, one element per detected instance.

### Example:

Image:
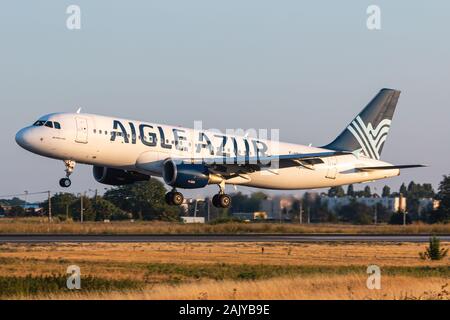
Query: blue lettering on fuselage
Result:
<box><xmin>158</xmin><ymin>126</ymin><xmax>172</xmax><ymax>149</ymax></box>
<box><xmin>111</xmin><ymin>120</ymin><xmax>268</xmax><ymax>160</ymax></box>
<box><xmin>111</xmin><ymin>120</ymin><xmax>129</xmax><ymax>144</ymax></box>
<box><xmin>139</xmin><ymin>124</ymin><xmax>157</xmax><ymax>147</ymax></box>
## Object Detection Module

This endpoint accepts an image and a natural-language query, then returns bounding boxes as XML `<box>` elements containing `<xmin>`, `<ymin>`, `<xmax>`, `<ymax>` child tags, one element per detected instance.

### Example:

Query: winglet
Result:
<box><xmin>76</xmin><ymin>107</ymin><xmax>82</xmax><ymax>114</ymax></box>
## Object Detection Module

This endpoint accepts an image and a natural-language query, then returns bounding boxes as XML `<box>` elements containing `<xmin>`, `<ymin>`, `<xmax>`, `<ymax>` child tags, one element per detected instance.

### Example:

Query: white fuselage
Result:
<box><xmin>15</xmin><ymin>112</ymin><xmax>400</xmax><ymax>190</ymax></box>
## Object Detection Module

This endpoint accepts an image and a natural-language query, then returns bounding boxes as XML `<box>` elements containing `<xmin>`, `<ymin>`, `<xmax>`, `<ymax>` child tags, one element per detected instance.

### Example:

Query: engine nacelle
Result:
<box><xmin>93</xmin><ymin>166</ymin><xmax>150</xmax><ymax>186</ymax></box>
<box><xmin>162</xmin><ymin>160</ymin><xmax>211</xmax><ymax>189</ymax></box>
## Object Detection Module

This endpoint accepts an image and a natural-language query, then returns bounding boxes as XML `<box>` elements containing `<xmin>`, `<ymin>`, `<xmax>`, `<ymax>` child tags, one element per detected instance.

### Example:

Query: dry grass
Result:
<box><xmin>1</xmin><ymin>242</ymin><xmax>449</xmax><ymax>268</ymax></box>
<box><xmin>15</xmin><ymin>275</ymin><xmax>450</xmax><ymax>300</ymax></box>
<box><xmin>0</xmin><ymin>241</ymin><xmax>448</xmax><ymax>300</ymax></box>
<box><xmin>0</xmin><ymin>218</ymin><xmax>449</xmax><ymax>234</ymax></box>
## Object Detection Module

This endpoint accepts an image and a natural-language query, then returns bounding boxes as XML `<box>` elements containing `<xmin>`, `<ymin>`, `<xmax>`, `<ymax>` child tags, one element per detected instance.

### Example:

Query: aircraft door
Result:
<box><xmin>75</xmin><ymin>117</ymin><xmax>89</xmax><ymax>144</ymax></box>
<box><xmin>325</xmin><ymin>157</ymin><xmax>337</xmax><ymax>179</ymax></box>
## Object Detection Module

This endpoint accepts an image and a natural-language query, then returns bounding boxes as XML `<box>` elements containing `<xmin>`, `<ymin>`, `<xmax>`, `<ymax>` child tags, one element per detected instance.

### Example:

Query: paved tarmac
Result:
<box><xmin>0</xmin><ymin>234</ymin><xmax>448</xmax><ymax>243</ymax></box>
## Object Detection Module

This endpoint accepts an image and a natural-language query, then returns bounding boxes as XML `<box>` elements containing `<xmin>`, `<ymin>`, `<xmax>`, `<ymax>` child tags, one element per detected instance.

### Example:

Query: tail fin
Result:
<box><xmin>323</xmin><ymin>88</ymin><xmax>401</xmax><ymax>160</ymax></box>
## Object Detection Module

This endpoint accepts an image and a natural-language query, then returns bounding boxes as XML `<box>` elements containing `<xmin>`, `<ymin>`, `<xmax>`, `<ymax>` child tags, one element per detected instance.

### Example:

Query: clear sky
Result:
<box><xmin>1</xmin><ymin>1</ymin><xmax>449</xmax><ymax>201</ymax></box>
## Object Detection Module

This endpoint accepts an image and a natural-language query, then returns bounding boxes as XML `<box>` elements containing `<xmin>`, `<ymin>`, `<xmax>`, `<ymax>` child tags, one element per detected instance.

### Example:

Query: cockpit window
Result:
<box><xmin>33</xmin><ymin>120</ymin><xmax>61</xmax><ymax>129</ymax></box>
<box><xmin>33</xmin><ymin>120</ymin><xmax>45</xmax><ymax>126</ymax></box>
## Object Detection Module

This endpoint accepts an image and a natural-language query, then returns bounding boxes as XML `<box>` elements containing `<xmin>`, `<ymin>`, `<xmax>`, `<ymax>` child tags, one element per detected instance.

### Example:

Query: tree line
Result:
<box><xmin>1</xmin><ymin>174</ymin><xmax>449</xmax><ymax>224</ymax></box>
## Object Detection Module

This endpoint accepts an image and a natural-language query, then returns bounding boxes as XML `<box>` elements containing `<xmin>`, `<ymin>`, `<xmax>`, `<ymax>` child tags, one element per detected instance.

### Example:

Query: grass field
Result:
<box><xmin>0</xmin><ymin>241</ymin><xmax>448</xmax><ymax>300</ymax></box>
<box><xmin>0</xmin><ymin>217</ymin><xmax>449</xmax><ymax>234</ymax></box>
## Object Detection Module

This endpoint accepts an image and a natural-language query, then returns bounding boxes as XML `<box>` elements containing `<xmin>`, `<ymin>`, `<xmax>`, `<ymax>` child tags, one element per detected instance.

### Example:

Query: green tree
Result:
<box><xmin>230</xmin><ymin>192</ymin><xmax>250</xmax><ymax>213</ymax></box>
<box><xmin>432</xmin><ymin>175</ymin><xmax>450</xmax><ymax>223</ymax></box>
<box><xmin>70</xmin><ymin>196</ymin><xmax>96</xmax><ymax>221</ymax></box>
<box><xmin>230</xmin><ymin>192</ymin><xmax>267</xmax><ymax>213</ymax></box>
<box><xmin>290</xmin><ymin>199</ymin><xmax>301</xmax><ymax>221</ymax></box>
<box><xmin>328</xmin><ymin>186</ymin><xmax>345</xmax><ymax>198</ymax></box>
<box><xmin>0</xmin><ymin>197</ymin><xmax>26</xmax><ymax>206</ymax></box>
<box><xmin>399</xmin><ymin>183</ymin><xmax>407</xmax><ymax>196</ymax></box>
<box><xmin>382</xmin><ymin>185</ymin><xmax>391</xmax><ymax>198</ymax></box>
<box><xmin>421</xmin><ymin>183</ymin><xmax>435</xmax><ymax>198</ymax></box>
<box><xmin>9</xmin><ymin>206</ymin><xmax>26</xmax><ymax>217</ymax></box>
<box><xmin>419</xmin><ymin>236</ymin><xmax>449</xmax><ymax>260</ymax></box>
<box><xmin>314</xmin><ymin>205</ymin><xmax>337</xmax><ymax>223</ymax></box>
<box><xmin>0</xmin><ymin>205</ymin><xmax>4</xmax><ymax>215</ymax></box>
<box><xmin>92</xmin><ymin>198</ymin><xmax>128</xmax><ymax>221</ymax></box>
<box><xmin>389</xmin><ymin>212</ymin><xmax>412</xmax><ymax>225</ymax></box>
<box><xmin>404</xmin><ymin>181</ymin><xmax>436</xmax><ymax>217</ymax></box>
<box><xmin>104</xmin><ymin>179</ymin><xmax>179</xmax><ymax>220</ymax></box>
<box><xmin>251</xmin><ymin>192</ymin><xmax>268</xmax><ymax>201</ymax></box>
<box><xmin>374</xmin><ymin>203</ymin><xmax>391</xmax><ymax>223</ymax></box>
<box><xmin>347</xmin><ymin>184</ymin><xmax>355</xmax><ymax>197</ymax></box>
<box><xmin>338</xmin><ymin>201</ymin><xmax>373</xmax><ymax>225</ymax></box>
<box><xmin>363</xmin><ymin>186</ymin><xmax>371</xmax><ymax>197</ymax></box>
<box><xmin>41</xmin><ymin>193</ymin><xmax>77</xmax><ymax>220</ymax></box>
<box><xmin>407</xmin><ymin>181</ymin><xmax>417</xmax><ymax>195</ymax></box>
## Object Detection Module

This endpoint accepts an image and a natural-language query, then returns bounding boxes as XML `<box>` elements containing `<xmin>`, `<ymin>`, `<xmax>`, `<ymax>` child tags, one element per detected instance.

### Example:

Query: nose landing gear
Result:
<box><xmin>59</xmin><ymin>178</ymin><xmax>72</xmax><ymax>188</ymax></box>
<box><xmin>59</xmin><ymin>160</ymin><xmax>76</xmax><ymax>188</ymax></box>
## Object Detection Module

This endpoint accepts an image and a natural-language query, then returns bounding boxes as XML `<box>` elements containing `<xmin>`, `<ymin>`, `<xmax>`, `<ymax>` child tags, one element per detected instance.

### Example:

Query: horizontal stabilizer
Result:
<box><xmin>356</xmin><ymin>164</ymin><xmax>426</xmax><ymax>171</ymax></box>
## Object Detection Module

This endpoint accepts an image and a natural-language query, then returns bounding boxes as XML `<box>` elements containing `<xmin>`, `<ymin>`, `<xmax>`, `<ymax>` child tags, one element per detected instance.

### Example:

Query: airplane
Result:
<box><xmin>15</xmin><ymin>88</ymin><xmax>424</xmax><ymax>208</ymax></box>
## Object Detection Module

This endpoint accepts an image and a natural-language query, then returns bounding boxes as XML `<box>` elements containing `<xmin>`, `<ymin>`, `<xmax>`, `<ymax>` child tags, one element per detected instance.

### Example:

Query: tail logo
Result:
<box><xmin>347</xmin><ymin>116</ymin><xmax>391</xmax><ymax>160</ymax></box>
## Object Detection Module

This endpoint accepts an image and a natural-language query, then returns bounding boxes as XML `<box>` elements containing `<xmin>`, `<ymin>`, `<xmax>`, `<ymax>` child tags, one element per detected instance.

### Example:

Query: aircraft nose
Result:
<box><xmin>15</xmin><ymin>127</ymin><xmax>34</xmax><ymax>149</ymax></box>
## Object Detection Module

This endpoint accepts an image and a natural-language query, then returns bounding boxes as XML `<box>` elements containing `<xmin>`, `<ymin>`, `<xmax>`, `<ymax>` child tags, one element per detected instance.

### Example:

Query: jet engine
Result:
<box><xmin>93</xmin><ymin>166</ymin><xmax>150</xmax><ymax>186</ymax></box>
<box><xmin>162</xmin><ymin>159</ymin><xmax>213</xmax><ymax>189</ymax></box>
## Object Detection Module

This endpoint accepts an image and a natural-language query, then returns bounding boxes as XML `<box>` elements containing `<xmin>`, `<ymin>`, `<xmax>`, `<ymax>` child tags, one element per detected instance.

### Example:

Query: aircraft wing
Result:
<box><xmin>178</xmin><ymin>150</ymin><xmax>351</xmax><ymax>175</ymax></box>
<box><xmin>355</xmin><ymin>164</ymin><xmax>426</xmax><ymax>171</ymax></box>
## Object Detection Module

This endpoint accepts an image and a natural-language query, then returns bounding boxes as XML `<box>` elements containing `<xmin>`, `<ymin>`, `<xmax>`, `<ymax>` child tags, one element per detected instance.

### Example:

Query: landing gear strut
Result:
<box><xmin>165</xmin><ymin>189</ymin><xmax>184</xmax><ymax>206</ymax></box>
<box><xmin>59</xmin><ymin>160</ymin><xmax>76</xmax><ymax>188</ymax></box>
<box><xmin>212</xmin><ymin>182</ymin><xmax>232</xmax><ymax>209</ymax></box>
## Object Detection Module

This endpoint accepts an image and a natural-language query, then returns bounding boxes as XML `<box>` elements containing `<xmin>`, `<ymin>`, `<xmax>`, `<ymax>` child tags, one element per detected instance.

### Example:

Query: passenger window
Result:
<box><xmin>99</xmin><ymin>130</ymin><xmax>102</xmax><ymax>134</ymax></box>
<box><xmin>54</xmin><ymin>122</ymin><xmax>61</xmax><ymax>129</ymax></box>
<box><xmin>44</xmin><ymin>121</ymin><xmax>53</xmax><ymax>128</ymax></box>
<box><xmin>105</xmin><ymin>131</ymin><xmax>108</xmax><ymax>135</ymax></box>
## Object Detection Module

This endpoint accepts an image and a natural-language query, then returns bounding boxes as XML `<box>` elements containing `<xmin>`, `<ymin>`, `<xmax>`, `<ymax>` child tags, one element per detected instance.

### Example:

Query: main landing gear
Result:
<box><xmin>59</xmin><ymin>160</ymin><xmax>76</xmax><ymax>188</ymax></box>
<box><xmin>212</xmin><ymin>193</ymin><xmax>232</xmax><ymax>208</ymax></box>
<box><xmin>212</xmin><ymin>182</ymin><xmax>232</xmax><ymax>209</ymax></box>
<box><xmin>165</xmin><ymin>183</ymin><xmax>232</xmax><ymax>209</ymax></box>
<box><xmin>165</xmin><ymin>189</ymin><xmax>184</xmax><ymax>206</ymax></box>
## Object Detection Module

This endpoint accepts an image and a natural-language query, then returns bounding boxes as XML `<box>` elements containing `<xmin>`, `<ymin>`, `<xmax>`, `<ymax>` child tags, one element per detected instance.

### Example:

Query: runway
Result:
<box><xmin>0</xmin><ymin>234</ymin><xmax>449</xmax><ymax>243</ymax></box>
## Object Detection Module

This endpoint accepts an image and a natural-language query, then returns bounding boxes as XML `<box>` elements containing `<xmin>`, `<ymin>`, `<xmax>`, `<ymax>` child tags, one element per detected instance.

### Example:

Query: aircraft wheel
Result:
<box><xmin>165</xmin><ymin>192</ymin><xmax>173</xmax><ymax>205</ymax></box>
<box><xmin>171</xmin><ymin>192</ymin><xmax>184</xmax><ymax>206</ymax></box>
<box><xmin>218</xmin><ymin>194</ymin><xmax>232</xmax><ymax>208</ymax></box>
<box><xmin>212</xmin><ymin>194</ymin><xmax>231</xmax><ymax>208</ymax></box>
<box><xmin>59</xmin><ymin>178</ymin><xmax>71</xmax><ymax>188</ymax></box>
<box><xmin>166</xmin><ymin>191</ymin><xmax>184</xmax><ymax>206</ymax></box>
<box><xmin>212</xmin><ymin>194</ymin><xmax>220</xmax><ymax>207</ymax></box>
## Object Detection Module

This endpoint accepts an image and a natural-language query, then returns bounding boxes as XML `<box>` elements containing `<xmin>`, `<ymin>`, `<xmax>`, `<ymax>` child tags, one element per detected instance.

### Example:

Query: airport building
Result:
<box><xmin>322</xmin><ymin>195</ymin><xmax>404</xmax><ymax>213</ymax></box>
<box><xmin>241</xmin><ymin>194</ymin><xmax>440</xmax><ymax>221</ymax></box>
